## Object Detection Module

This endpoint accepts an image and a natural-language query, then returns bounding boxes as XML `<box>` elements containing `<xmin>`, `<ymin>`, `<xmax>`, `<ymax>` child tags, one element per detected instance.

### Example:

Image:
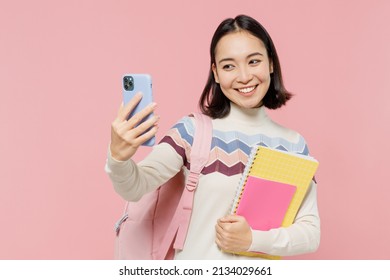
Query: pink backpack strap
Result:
<box><xmin>155</xmin><ymin>112</ymin><xmax>212</xmax><ymax>259</ymax></box>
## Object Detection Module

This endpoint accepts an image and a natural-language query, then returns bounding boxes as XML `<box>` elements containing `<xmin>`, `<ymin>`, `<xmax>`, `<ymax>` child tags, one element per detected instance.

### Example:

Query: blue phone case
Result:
<box><xmin>122</xmin><ymin>74</ymin><xmax>155</xmax><ymax>146</ymax></box>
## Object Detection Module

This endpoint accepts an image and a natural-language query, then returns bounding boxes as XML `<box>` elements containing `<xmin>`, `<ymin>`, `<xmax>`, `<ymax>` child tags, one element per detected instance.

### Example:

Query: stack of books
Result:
<box><xmin>230</xmin><ymin>146</ymin><xmax>319</xmax><ymax>259</ymax></box>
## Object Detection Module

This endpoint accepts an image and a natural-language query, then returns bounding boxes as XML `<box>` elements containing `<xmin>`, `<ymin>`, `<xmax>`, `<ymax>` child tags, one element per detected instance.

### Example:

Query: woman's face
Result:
<box><xmin>212</xmin><ymin>31</ymin><xmax>273</xmax><ymax>109</ymax></box>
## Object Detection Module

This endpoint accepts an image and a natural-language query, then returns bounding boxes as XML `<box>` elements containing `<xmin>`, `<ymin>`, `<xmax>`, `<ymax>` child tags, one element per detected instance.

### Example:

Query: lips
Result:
<box><xmin>236</xmin><ymin>85</ymin><xmax>257</xmax><ymax>94</ymax></box>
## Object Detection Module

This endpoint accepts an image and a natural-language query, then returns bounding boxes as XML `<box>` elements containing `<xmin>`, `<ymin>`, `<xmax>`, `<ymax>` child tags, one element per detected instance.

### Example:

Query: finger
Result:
<box><xmin>215</xmin><ymin>233</ymin><xmax>229</xmax><ymax>251</ymax></box>
<box><xmin>215</xmin><ymin>222</ymin><xmax>223</xmax><ymax>234</ymax></box>
<box><xmin>135</xmin><ymin>124</ymin><xmax>159</xmax><ymax>144</ymax></box>
<box><xmin>215</xmin><ymin>236</ymin><xmax>222</xmax><ymax>249</ymax></box>
<box><xmin>125</xmin><ymin>102</ymin><xmax>157</xmax><ymax>129</ymax></box>
<box><xmin>117</xmin><ymin>92</ymin><xmax>143</xmax><ymax>121</ymax></box>
<box><xmin>216</xmin><ymin>219</ymin><xmax>224</xmax><ymax>228</ymax></box>
<box><xmin>125</xmin><ymin>123</ymin><xmax>158</xmax><ymax>147</ymax></box>
<box><xmin>126</xmin><ymin>114</ymin><xmax>159</xmax><ymax>139</ymax></box>
<box><xmin>215</xmin><ymin>231</ymin><xmax>224</xmax><ymax>246</ymax></box>
<box><xmin>215</xmin><ymin>230</ymin><xmax>225</xmax><ymax>242</ymax></box>
<box><xmin>216</xmin><ymin>220</ymin><xmax>230</xmax><ymax>235</ymax></box>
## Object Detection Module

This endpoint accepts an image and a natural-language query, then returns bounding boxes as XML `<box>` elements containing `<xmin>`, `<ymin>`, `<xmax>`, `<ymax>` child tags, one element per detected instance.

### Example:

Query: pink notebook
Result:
<box><xmin>235</xmin><ymin>176</ymin><xmax>297</xmax><ymax>230</ymax></box>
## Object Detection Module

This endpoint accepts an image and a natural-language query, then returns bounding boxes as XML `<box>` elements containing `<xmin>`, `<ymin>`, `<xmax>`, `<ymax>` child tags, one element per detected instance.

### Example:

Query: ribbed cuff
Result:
<box><xmin>106</xmin><ymin>148</ymin><xmax>135</xmax><ymax>179</ymax></box>
<box><xmin>248</xmin><ymin>228</ymin><xmax>276</xmax><ymax>254</ymax></box>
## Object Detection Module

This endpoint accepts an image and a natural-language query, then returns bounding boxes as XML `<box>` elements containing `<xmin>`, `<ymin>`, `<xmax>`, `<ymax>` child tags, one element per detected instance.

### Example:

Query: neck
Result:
<box><xmin>226</xmin><ymin>102</ymin><xmax>269</xmax><ymax>126</ymax></box>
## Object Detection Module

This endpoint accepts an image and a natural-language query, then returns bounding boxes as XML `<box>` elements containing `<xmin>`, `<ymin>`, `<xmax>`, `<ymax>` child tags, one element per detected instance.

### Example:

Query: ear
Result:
<box><xmin>212</xmin><ymin>63</ymin><xmax>220</xmax><ymax>83</ymax></box>
<box><xmin>269</xmin><ymin>60</ymin><xmax>274</xmax><ymax>74</ymax></box>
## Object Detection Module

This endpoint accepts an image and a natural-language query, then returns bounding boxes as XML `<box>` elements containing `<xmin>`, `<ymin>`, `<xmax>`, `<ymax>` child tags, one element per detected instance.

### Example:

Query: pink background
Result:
<box><xmin>1</xmin><ymin>0</ymin><xmax>389</xmax><ymax>259</ymax></box>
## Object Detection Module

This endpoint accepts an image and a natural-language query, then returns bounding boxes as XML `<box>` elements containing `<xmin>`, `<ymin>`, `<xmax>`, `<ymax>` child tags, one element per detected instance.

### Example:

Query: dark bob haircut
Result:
<box><xmin>199</xmin><ymin>15</ymin><xmax>292</xmax><ymax>118</ymax></box>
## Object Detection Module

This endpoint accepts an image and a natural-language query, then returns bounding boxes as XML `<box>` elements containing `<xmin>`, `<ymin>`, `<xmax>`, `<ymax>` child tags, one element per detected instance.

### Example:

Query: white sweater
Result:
<box><xmin>105</xmin><ymin>103</ymin><xmax>320</xmax><ymax>259</ymax></box>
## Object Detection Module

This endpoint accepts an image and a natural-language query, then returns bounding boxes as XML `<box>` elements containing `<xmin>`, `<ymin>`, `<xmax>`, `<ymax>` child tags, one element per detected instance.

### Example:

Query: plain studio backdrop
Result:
<box><xmin>0</xmin><ymin>0</ymin><xmax>389</xmax><ymax>259</ymax></box>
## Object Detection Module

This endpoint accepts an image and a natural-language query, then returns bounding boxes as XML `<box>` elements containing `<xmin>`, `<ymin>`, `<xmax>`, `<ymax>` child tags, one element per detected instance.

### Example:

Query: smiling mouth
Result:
<box><xmin>236</xmin><ymin>85</ymin><xmax>257</xmax><ymax>94</ymax></box>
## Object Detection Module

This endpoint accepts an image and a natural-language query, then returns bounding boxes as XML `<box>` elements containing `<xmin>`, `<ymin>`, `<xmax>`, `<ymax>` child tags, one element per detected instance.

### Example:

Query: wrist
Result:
<box><xmin>109</xmin><ymin>145</ymin><xmax>131</xmax><ymax>162</ymax></box>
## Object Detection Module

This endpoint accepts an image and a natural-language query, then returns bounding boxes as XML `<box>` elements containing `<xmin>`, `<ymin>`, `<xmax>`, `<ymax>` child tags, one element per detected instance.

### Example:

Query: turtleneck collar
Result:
<box><xmin>224</xmin><ymin>102</ymin><xmax>270</xmax><ymax>127</ymax></box>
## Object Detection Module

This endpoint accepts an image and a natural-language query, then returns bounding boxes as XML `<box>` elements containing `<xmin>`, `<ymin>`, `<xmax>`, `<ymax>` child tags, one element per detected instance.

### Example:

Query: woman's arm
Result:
<box><xmin>105</xmin><ymin>141</ymin><xmax>185</xmax><ymax>202</ymax></box>
<box><xmin>106</xmin><ymin>114</ymin><xmax>194</xmax><ymax>202</ymax></box>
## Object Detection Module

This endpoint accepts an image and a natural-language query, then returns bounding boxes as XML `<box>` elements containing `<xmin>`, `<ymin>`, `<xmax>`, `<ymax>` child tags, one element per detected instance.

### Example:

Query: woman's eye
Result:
<box><xmin>222</xmin><ymin>64</ymin><xmax>234</xmax><ymax>70</ymax></box>
<box><xmin>249</xmin><ymin>59</ymin><xmax>261</xmax><ymax>65</ymax></box>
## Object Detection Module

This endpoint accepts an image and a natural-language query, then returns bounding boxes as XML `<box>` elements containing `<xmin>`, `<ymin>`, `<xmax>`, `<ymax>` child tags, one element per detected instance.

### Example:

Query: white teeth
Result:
<box><xmin>238</xmin><ymin>86</ymin><xmax>256</xmax><ymax>93</ymax></box>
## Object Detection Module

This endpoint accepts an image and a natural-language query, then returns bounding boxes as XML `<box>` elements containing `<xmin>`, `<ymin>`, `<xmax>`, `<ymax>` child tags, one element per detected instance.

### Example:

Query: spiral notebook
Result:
<box><xmin>235</xmin><ymin>176</ymin><xmax>296</xmax><ymax>231</ymax></box>
<box><xmin>230</xmin><ymin>145</ymin><xmax>319</xmax><ymax>259</ymax></box>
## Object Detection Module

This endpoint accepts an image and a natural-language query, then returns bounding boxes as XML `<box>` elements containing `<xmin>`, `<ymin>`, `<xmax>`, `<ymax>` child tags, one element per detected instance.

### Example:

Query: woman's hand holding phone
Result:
<box><xmin>110</xmin><ymin>92</ymin><xmax>159</xmax><ymax>161</ymax></box>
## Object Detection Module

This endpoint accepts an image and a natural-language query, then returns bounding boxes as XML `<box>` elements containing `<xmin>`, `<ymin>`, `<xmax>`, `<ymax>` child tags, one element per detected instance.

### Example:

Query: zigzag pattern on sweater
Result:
<box><xmin>160</xmin><ymin>117</ymin><xmax>309</xmax><ymax>177</ymax></box>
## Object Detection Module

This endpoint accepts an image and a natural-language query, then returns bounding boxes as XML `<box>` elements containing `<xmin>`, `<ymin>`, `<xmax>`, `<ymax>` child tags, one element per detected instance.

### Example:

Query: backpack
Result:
<box><xmin>114</xmin><ymin>112</ymin><xmax>212</xmax><ymax>259</ymax></box>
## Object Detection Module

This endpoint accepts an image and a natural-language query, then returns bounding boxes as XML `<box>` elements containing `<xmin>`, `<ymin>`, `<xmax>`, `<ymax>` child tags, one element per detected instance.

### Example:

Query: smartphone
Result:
<box><xmin>122</xmin><ymin>74</ymin><xmax>155</xmax><ymax>146</ymax></box>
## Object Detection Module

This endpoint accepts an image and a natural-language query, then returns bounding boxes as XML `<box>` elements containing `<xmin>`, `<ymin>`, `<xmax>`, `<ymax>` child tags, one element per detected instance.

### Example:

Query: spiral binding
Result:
<box><xmin>230</xmin><ymin>145</ymin><xmax>260</xmax><ymax>214</ymax></box>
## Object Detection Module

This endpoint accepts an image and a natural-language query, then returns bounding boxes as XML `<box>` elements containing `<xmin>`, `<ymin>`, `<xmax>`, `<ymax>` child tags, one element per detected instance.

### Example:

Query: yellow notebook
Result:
<box><xmin>230</xmin><ymin>145</ymin><xmax>319</xmax><ymax>259</ymax></box>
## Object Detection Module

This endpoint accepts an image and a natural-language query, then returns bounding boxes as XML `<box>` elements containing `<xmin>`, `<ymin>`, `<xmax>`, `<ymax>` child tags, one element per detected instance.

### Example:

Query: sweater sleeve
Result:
<box><xmin>248</xmin><ymin>180</ymin><xmax>320</xmax><ymax>256</ymax></box>
<box><xmin>104</xmin><ymin>117</ymin><xmax>191</xmax><ymax>202</ymax></box>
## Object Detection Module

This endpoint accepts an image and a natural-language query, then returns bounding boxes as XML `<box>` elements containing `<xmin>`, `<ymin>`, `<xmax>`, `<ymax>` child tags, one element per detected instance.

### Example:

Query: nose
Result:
<box><xmin>236</xmin><ymin>67</ymin><xmax>253</xmax><ymax>84</ymax></box>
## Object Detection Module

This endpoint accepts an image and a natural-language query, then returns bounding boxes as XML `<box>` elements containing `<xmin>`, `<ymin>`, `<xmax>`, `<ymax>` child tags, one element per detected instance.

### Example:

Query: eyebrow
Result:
<box><xmin>217</xmin><ymin>52</ymin><xmax>264</xmax><ymax>64</ymax></box>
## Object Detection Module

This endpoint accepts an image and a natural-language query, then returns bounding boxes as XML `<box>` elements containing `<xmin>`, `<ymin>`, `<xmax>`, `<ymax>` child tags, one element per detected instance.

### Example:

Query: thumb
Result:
<box><xmin>219</xmin><ymin>214</ymin><xmax>241</xmax><ymax>223</ymax></box>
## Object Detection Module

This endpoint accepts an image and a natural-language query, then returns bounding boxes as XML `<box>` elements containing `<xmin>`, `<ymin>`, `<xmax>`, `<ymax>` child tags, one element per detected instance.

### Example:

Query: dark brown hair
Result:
<box><xmin>199</xmin><ymin>15</ymin><xmax>292</xmax><ymax>118</ymax></box>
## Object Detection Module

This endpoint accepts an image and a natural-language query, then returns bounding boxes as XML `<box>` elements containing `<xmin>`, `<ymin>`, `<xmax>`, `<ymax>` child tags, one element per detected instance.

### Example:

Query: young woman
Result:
<box><xmin>106</xmin><ymin>15</ymin><xmax>320</xmax><ymax>259</ymax></box>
